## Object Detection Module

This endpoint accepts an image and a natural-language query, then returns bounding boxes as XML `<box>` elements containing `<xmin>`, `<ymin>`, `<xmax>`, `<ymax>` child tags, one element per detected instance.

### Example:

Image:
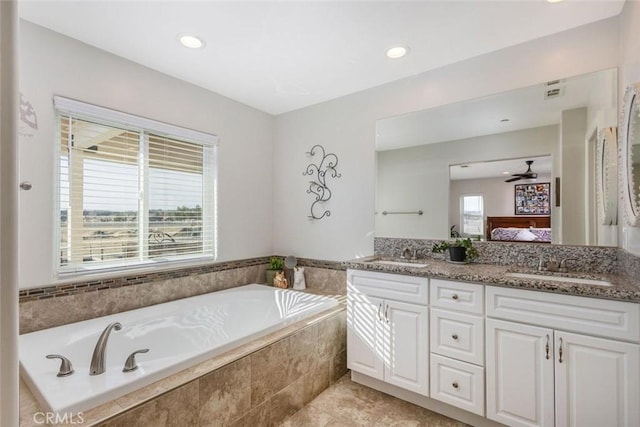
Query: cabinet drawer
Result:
<box><xmin>347</xmin><ymin>269</ymin><xmax>428</xmax><ymax>304</ymax></box>
<box><xmin>430</xmin><ymin>279</ymin><xmax>484</xmax><ymax>314</ymax></box>
<box><xmin>430</xmin><ymin>354</ymin><xmax>485</xmax><ymax>416</ymax></box>
<box><xmin>486</xmin><ymin>286</ymin><xmax>640</xmax><ymax>342</ymax></box>
<box><xmin>430</xmin><ymin>308</ymin><xmax>484</xmax><ymax>366</ymax></box>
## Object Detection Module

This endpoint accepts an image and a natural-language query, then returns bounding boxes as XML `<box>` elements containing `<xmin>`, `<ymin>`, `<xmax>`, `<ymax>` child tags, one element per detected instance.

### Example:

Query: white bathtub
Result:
<box><xmin>19</xmin><ymin>284</ymin><xmax>338</xmax><ymax>414</ymax></box>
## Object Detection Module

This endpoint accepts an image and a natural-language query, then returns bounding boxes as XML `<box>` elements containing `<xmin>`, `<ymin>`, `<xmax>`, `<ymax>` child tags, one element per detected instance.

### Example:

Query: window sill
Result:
<box><xmin>54</xmin><ymin>255</ymin><xmax>216</xmax><ymax>285</ymax></box>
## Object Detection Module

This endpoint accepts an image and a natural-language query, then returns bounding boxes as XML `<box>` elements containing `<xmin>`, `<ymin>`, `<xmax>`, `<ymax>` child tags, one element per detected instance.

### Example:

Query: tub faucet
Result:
<box><xmin>90</xmin><ymin>322</ymin><xmax>122</xmax><ymax>375</ymax></box>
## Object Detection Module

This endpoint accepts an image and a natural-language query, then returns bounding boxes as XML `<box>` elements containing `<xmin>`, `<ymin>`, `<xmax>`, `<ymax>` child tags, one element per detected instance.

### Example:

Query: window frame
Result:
<box><xmin>53</xmin><ymin>96</ymin><xmax>218</xmax><ymax>277</ymax></box>
<box><xmin>459</xmin><ymin>193</ymin><xmax>484</xmax><ymax>238</ymax></box>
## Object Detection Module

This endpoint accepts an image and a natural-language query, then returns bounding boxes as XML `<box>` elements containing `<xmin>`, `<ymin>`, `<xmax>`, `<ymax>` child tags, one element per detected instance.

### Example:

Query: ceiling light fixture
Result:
<box><xmin>546</xmin><ymin>0</ymin><xmax>564</xmax><ymax>3</ymax></box>
<box><xmin>386</xmin><ymin>45</ymin><xmax>409</xmax><ymax>59</ymax></box>
<box><xmin>178</xmin><ymin>34</ymin><xmax>205</xmax><ymax>49</ymax></box>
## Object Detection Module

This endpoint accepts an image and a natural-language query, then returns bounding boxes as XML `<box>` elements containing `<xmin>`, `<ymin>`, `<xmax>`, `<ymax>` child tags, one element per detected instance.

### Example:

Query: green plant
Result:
<box><xmin>268</xmin><ymin>256</ymin><xmax>284</xmax><ymax>271</ymax></box>
<box><xmin>431</xmin><ymin>238</ymin><xmax>479</xmax><ymax>263</ymax></box>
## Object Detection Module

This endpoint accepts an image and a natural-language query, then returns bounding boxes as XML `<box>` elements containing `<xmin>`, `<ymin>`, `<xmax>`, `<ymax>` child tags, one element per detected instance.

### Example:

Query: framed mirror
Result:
<box><xmin>376</xmin><ymin>68</ymin><xmax>618</xmax><ymax>246</ymax></box>
<box><xmin>596</xmin><ymin>127</ymin><xmax>618</xmax><ymax>226</ymax></box>
<box><xmin>620</xmin><ymin>83</ymin><xmax>640</xmax><ymax>226</ymax></box>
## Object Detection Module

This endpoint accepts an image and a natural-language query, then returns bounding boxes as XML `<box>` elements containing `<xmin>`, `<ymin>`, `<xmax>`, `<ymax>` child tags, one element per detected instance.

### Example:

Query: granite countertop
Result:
<box><xmin>343</xmin><ymin>256</ymin><xmax>640</xmax><ymax>303</ymax></box>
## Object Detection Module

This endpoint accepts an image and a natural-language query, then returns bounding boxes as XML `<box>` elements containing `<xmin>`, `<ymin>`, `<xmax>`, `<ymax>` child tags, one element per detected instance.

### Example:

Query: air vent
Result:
<box><xmin>544</xmin><ymin>86</ymin><xmax>565</xmax><ymax>99</ymax></box>
<box><xmin>545</xmin><ymin>79</ymin><xmax>564</xmax><ymax>86</ymax></box>
<box><xmin>544</xmin><ymin>79</ymin><xmax>565</xmax><ymax>100</ymax></box>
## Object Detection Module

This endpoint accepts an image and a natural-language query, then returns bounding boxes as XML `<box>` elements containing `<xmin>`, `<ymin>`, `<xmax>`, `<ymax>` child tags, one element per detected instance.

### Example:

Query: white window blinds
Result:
<box><xmin>56</xmin><ymin>98</ymin><xmax>216</xmax><ymax>274</ymax></box>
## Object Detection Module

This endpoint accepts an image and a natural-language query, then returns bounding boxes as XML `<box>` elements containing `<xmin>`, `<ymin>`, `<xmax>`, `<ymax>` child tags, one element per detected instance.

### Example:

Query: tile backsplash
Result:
<box><xmin>374</xmin><ymin>237</ymin><xmax>621</xmax><ymax>274</ymax></box>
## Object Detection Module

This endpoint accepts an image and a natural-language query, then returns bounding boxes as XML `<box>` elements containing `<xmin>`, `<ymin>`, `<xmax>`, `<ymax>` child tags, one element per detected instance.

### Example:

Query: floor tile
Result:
<box><xmin>279</xmin><ymin>374</ymin><xmax>466</xmax><ymax>427</ymax></box>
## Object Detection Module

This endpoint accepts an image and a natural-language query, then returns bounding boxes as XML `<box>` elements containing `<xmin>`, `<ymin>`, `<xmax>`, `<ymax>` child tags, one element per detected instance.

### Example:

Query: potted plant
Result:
<box><xmin>432</xmin><ymin>238</ymin><xmax>479</xmax><ymax>263</ymax></box>
<box><xmin>266</xmin><ymin>256</ymin><xmax>284</xmax><ymax>285</ymax></box>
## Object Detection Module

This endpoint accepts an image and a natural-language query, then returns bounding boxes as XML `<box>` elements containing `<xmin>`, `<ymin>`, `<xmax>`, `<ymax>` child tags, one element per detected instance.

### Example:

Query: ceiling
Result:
<box><xmin>19</xmin><ymin>1</ymin><xmax>625</xmax><ymax>115</ymax></box>
<box><xmin>449</xmin><ymin>156</ymin><xmax>553</xmax><ymax>181</ymax></box>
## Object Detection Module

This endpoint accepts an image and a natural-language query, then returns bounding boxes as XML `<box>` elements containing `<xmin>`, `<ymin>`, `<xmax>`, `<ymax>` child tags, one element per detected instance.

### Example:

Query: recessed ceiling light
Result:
<box><xmin>503</xmin><ymin>171</ymin><xmax>510</xmax><ymax>175</ymax></box>
<box><xmin>386</xmin><ymin>46</ymin><xmax>409</xmax><ymax>59</ymax></box>
<box><xmin>179</xmin><ymin>34</ymin><xmax>205</xmax><ymax>49</ymax></box>
<box><xmin>546</xmin><ymin>0</ymin><xmax>564</xmax><ymax>3</ymax></box>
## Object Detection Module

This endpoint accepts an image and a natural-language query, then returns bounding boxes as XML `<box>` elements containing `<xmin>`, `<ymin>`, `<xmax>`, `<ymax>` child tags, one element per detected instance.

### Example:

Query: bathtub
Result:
<box><xmin>19</xmin><ymin>284</ymin><xmax>338</xmax><ymax>414</ymax></box>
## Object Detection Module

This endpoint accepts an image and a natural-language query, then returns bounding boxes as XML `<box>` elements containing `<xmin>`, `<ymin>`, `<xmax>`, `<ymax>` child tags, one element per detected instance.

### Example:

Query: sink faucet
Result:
<box><xmin>546</xmin><ymin>258</ymin><xmax>560</xmax><ymax>272</ymax></box>
<box><xmin>90</xmin><ymin>322</ymin><xmax>122</xmax><ymax>375</ymax></box>
<box><xmin>537</xmin><ymin>256</ymin><xmax>560</xmax><ymax>272</ymax></box>
<box><xmin>401</xmin><ymin>247</ymin><xmax>413</xmax><ymax>259</ymax></box>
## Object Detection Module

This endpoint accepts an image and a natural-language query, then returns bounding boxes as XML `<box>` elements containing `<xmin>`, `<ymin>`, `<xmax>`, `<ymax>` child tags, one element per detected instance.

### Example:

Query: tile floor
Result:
<box><xmin>280</xmin><ymin>374</ymin><xmax>467</xmax><ymax>427</ymax></box>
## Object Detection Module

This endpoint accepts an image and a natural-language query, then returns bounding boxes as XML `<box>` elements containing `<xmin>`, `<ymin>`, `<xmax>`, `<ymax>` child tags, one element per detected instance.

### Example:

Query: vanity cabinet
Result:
<box><xmin>347</xmin><ymin>269</ymin><xmax>429</xmax><ymax>396</ymax></box>
<box><xmin>429</xmin><ymin>279</ymin><xmax>486</xmax><ymax>415</ymax></box>
<box><xmin>486</xmin><ymin>286</ymin><xmax>640</xmax><ymax>427</ymax></box>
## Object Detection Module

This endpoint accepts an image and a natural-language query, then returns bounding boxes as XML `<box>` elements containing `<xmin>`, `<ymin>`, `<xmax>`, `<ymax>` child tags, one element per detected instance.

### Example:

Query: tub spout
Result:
<box><xmin>90</xmin><ymin>322</ymin><xmax>122</xmax><ymax>375</ymax></box>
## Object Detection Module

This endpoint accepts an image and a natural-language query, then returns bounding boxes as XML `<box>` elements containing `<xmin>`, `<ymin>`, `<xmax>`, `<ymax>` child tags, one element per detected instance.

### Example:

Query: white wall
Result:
<box><xmin>561</xmin><ymin>107</ymin><xmax>588</xmax><ymax>245</ymax></box>
<box><xmin>376</xmin><ymin>125</ymin><xmax>558</xmax><ymax>239</ymax></box>
<box><xmin>18</xmin><ymin>21</ymin><xmax>275</xmax><ymax>288</ymax></box>
<box><xmin>274</xmin><ymin>17</ymin><xmax>619</xmax><ymax>261</ymax></box>
<box><xmin>620</xmin><ymin>1</ymin><xmax>640</xmax><ymax>255</ymax></box>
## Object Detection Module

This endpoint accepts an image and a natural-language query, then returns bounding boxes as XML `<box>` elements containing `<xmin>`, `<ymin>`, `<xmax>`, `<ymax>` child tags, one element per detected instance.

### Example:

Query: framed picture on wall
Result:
<box><xmin>514</xmin><ymin>182</ymin><xmax>551</xmax><ymax>215</ymax></box>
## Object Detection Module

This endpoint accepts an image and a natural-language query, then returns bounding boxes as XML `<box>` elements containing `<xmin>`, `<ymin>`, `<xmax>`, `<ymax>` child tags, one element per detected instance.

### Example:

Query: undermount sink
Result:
<box><xmin>372</xmin><ymin>260</ymin><xmax>429</xmax><ymax>268</ymax></box>
<box><xmin>506</xmin><ymin>272</ymin><xmax>612</xmax><ymax>287</ymax></box>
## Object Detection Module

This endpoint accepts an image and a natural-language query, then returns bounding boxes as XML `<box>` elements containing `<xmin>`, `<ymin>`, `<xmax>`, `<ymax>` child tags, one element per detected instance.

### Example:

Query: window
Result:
<box><xmin>55</xmin><ymin>97</ymin><xmax>216</xmax><ymax>274</ymax></box>
<box><xmin>460</xmin><ymin>194</ymin><xmax>484</xmax><ymax>237</ymax></box>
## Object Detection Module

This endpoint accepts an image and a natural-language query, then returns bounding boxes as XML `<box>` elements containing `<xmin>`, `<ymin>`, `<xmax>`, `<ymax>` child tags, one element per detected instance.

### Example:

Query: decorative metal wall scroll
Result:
<box><xmin>303</xmin><ymin>144</ymin><xmax>342</xmax><ymax>220</ymax></box>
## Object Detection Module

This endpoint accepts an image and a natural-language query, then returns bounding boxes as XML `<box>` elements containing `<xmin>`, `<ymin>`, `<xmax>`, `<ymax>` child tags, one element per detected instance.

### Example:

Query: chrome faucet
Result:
<box><xmin>538</xmin><ymin>256</ymin><xmax>560</xmax><ymax>272</ymax></box>
<box><xmin>559</xmin><ymin>258</ymin><xmax>577</xmax><ymax>273</ymax></box>
<box><xmin>401</xmin><ymin>247</ymin><xmax>413</xmax><ymax>259</ymax></box>
<box><xmin>90</xmin><ymin>322</ymin><xmax>122</xmax><ymax>375</ymax></box>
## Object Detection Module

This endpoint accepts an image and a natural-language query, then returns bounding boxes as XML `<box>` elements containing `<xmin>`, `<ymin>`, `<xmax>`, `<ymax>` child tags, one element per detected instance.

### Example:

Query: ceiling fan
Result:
<box><xmin>505</xmin><ymin>160</ymin><xmax>538</xmax><ymax>183</ymax></box>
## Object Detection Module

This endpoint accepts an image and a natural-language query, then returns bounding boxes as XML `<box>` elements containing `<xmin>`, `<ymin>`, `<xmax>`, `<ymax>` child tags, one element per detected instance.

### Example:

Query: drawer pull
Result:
<box><xmin>558</xmin><ymin>337</ymin><xmax>563</xmax><ymax>363</ymax></box>
<box><xmin>451</xmin><ymin>333</ymin><xmax>459</xmax><ymax>340</ymax></box>
<box><xmin>451</xmin><ymin>294</ymin><xmax>459</xmax><ymax>300</ymax></box>
<box><xmin>452</xmin><ymin>381</ymin><xmax>459</xmax><ymax>389</ymax></box>
<box><xmin>385</xmin><ymin>304</ymin><xmax>390</xmax><ymax>324</ymax></box>
<box><xmin>545</xmin><ymin>334</ymin><xmax>550</xmax><ymax>360</ymax></box>
<box><xmin>377</xmin><ymin>303</ymin><xmax>382</xmax><ymax>322</ymax></box>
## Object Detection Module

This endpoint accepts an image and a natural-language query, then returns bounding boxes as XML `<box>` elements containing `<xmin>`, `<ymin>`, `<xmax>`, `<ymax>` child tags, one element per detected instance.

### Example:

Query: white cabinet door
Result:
<box><xmin>486</xmin><ymin>319</ymin><xmax>555</xmax><ymax>427</ymax></box>
<box><xmin>385</xmin><ymin>300</ymin><xmax>429</xmax><ymax>396</ymax></box>
<box><xmin>347</xmin><ymin>294</ymin><xmax>384</xmax><ymax>380</ymax></box>
<box><xmin>555</xmin><ymin>331</ymin><xmax>640</xmax><ymax>427</ymax></box>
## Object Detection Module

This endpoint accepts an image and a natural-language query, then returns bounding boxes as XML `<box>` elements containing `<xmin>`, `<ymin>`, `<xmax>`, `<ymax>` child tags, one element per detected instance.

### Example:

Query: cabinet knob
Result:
<box><xmin>452</xmin><ymin>381</ymin><xmax>459</xmax><ymax>389</ymax></box>
<box><xmin>451</xmin><ymin>294</ymin><xmax>459</xmax><ymax>300</ymax></box>
<box><xmin>451</xmin><ymin>333</ymin><xmax>458</xmax><ymax>340</ymax></box>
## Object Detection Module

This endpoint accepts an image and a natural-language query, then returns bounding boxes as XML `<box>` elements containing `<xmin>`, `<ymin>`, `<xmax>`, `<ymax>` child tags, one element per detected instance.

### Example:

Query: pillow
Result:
<box><xmin>515</xmin><ymin>229</ymin><xmax>538</xmax><ymax>241</ymax></box>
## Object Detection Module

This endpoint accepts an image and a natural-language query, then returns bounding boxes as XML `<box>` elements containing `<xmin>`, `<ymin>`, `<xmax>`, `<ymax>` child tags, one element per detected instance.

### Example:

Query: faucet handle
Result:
<box><xmin>537</xmin><ymin>255</ymin><xmax>546</xmax><ymax>271</ymax></box>
<box><xmin>559</xmin><ymin>258</ymin><xmax>578</xmax><ymax>272</ymax></box>
<box><xmin>123</xmin><ymin>349</ymin><xmax>149</xmax><ymax>373</ymax></box>
<box><xmin>46</xmin><ymin>354</ymin><xmax>74</xmax><ymax>377</ymax></box>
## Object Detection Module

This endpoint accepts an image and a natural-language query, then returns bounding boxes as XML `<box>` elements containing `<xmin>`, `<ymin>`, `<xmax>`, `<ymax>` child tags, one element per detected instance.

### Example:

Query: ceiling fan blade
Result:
<box><xmin>505</xmin><ymin>176</ymin><xmax>521</xmax><ymax>183</ymax></box>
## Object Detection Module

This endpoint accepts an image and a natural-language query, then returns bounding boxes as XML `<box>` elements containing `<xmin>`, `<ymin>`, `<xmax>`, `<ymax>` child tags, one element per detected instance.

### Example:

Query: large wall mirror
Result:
<box><xmin>375</xmin><ymin>68</ymin><xmax>618</xmax><ymax>246</ymax></box>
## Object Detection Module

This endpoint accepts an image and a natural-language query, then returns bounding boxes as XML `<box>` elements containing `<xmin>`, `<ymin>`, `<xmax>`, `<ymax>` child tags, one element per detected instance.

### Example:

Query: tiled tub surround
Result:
<box><xmin>20</xmin><ymin>298</ymin><xmax>347</xmax><ymax>427</ymax></box>
<box><xmin>20</xmin><ymin>257</ymin><xmax>346</xmax><ymax>334</ymax></box>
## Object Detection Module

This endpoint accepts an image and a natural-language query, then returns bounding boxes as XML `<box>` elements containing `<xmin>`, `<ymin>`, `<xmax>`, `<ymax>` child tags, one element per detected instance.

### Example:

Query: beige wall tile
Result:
<box><xmin>99</xmin><ymin>381</ymin><xmax>198</xmax><ymax>427</ymax></box>
<box><xmin>302</xmin><ymin>360</ymin><xmax>330</xmax><ymax>406</ymax></box>
<box><xmin>198</xmin><ymin>358</ymin><xmax>252</xmax><ymax>426</ymax></box>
